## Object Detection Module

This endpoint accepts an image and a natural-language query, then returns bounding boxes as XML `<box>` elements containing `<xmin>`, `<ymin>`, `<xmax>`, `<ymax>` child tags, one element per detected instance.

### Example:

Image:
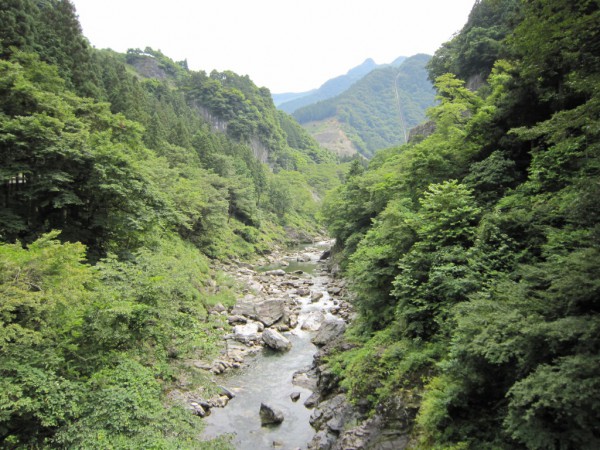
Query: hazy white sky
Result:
<box><xmin>71</xmin><ymin>0</ymin><xmax>475</xmax><ymax>93</ymax></box>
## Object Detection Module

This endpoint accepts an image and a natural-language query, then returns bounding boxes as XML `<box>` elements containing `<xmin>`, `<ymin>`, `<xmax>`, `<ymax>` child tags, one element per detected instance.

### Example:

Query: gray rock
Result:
<box><xmin>309</xmin><ymin>394</ymin><xmax>352</xmax><ymax>430</ymax></box>
<box><xmin>211</xmin><ymin>302</ymin><xmax>226</xmax><ymax>313</ymax></box>
<box><xmin>290</xmin><ymin>392</ymin><xmax>301</xmax><ymax>402</ymax></box>
<box><xmin>327</xmin><ymin>286</ymin><xmax>342</xmax><ymax>295</ymax></box>
<box><xmin>312</xmin><ymin>318</ymin><xmax>346</xmax><ymax>346</ymax></box>
<box><xmin>192</xmin><ymin>361</ymin><xmax>212</xmax><ymax>370</ymax></box>
<box><xmin>189</xmin><ymin>402</ymin><xmax>206</xmax><ymax>417</ymax></box>
<box><xmin>227</xmin><ymin>314</ymin><xmax>248</xmax><ymax>324</ymax></box>
<box><xmin>307</xmin><ymin>430</ymin><xmax>336</xmax><ymax>450</ymax></box>
<box><xmin>296</xmin><ymin>288</ymin><xmax>311</xmax><ymax>296</ymax></box>
<box><xmin>233</xmin><ymin>322</ymin><xmax>261</xmax><ymax>344</ymax></box>
<box><xmin>265</xmin><ymin>269</ymin><xmax>286</xmax><ymax>276</ymax></box>
<box><xmin>319</xmin><ymin>249</ymin><xmax>331</xmax><ymax>260</ymax></box>
<box><xmin>292</xmin><ymin>369</ymin><xmax>318</xmax><ymax>391</ymax></box>
<box><xmin>301</xmin><ymin>311</ymin><xmax>325</xmax><ymax>331</ymax></box>
<box><xmin>218</xmin><ymin>385</ymin><xmax>235</xmax><ymax>399</ymax></box>
<box><xmin>255</xmin><ymin>298</ymin><xmax>285</xmax><ymax>326</ymax></box>
<box><xmin>332</xmin><ymin>413</ymin><xmax>411</xmax><ymax>450</ymax></box>
<box><xmin>231</xmin><ymin>296</ymin><xmax>285</xmax><ymax>327</ymax></box>
<box><xmin>262</xmin><ymin>328</ymin><xmax>292</xmax><ymax>351</ymax></box>
<box><xmin>260</xmin><ymin>402</ymin><xmax>284</xmax><ymax>425</ymax></box>
<box><xmin>231</xmin><ymin>295</ymin><xmax>257</xmax><ymax>317</ymax></box>
<box><xmin>304</xmin><ymin>392</ymin><xmax>319</xmax><ymax>408</ymax></box>
<box><xmin>310</xmin><ymin>291</ymin><xmax>324</xmax><ymax>302</ymax></box>
<box><xmin>209</xmin><ymin>395</ymin><xmax>230</xmax><ymax>408</ymax></box>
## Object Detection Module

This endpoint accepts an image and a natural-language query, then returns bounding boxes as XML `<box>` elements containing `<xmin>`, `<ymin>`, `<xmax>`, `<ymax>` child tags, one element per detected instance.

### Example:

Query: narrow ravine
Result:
<box><xmin>199</xmin><ymin>240</ymin><xmax>351</xmax><ymax>449</ymax></box>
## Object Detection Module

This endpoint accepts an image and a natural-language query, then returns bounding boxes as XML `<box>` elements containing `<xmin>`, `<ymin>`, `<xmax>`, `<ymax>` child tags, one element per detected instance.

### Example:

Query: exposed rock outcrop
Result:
<box><xmin>260</xmin><ymin>402</ymin><xmax>285</xmax><ymax>425</ymax></box>
<box><xmin>312</xmin><ymin>318</ymin><xmax>346</xmax><ymax>346</ymax></box>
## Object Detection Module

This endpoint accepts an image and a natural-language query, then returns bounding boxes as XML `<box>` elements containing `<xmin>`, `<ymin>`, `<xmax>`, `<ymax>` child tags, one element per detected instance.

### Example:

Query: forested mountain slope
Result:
<box><xmin>276</xmin><ymin>57</ymin><xmax>381</xmax><ymax>113</ymax></box>
<box><xmin>294</xmin><ymin>54</ymin><xmax>435</xmax><ymax>158</ymax></box>
<box><xmin>322</xmin><ymin>0</ymin><xmax>600</xmax><ymax>448</ymax></box>
<box><xmin>0</xmin><ymin>1</ymin><xmax>343</xmax><ymax>447</ymax></box>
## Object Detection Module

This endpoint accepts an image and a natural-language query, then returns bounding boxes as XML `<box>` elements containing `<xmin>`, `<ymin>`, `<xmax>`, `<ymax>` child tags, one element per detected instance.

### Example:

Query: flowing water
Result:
<box><xmin>202</xmin><ymin>242</ymin><xmax>335</xmax><ymax>450</ymax></box>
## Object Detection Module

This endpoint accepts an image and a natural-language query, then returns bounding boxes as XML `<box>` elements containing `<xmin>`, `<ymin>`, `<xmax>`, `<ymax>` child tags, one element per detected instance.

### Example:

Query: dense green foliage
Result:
<box><xmin>323</xmin><ymin>0</ymin><xmax>600</xmax><ymax>448</ymax></box>
<box><xmin>0</xmin><ymin>1</ymin><xmax>342</xmax><ymax>447</ymax></box>
<box><xmin>427</xmin><ymin>0</ymin><xmax>519</xmax><ymax>83</ymax></box>
<box><xmin>294</xmin><ymin>54</ymin><xmax>435</xmax><ymax>158</ymax></box>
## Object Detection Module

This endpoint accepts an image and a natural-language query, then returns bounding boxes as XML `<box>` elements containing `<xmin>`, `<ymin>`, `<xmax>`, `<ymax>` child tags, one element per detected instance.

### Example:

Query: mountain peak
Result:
<box><xmin>347</xmin><ymin>58</ymin><xmax>377</xmax><ymax>76</ymax></box>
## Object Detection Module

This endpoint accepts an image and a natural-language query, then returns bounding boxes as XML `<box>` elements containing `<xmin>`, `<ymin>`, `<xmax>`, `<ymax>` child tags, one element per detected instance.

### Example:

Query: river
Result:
<box><xmin>201</xmin><ymin>241</ymin><xmax>338</xmax><ymax>449</ymax></box>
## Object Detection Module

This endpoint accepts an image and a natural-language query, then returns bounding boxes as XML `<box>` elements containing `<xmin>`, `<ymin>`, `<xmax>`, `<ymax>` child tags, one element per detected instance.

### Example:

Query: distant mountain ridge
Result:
<box><xmin>293</xmin><ymin>54</ymin><xmax>436</xmax><ymax>158</ymax></box>
<box><xmin>273</xmin><ymin>57</ymin><xmax>406</xmax><ymax>114</ymax></box>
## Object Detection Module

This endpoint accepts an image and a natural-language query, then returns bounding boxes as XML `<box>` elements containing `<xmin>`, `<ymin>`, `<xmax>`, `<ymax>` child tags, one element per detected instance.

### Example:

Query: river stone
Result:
<box><xmin>260</xmin><ymin>402</ymin><xmax>284</xmax><ymax>425</ymax></box>
<box><xmin>265</xmin><ymin>269</ymin><xmax>286</xmax><ymax>276</ymax></box>
<box><xmin>327</xmin><ymin>286</ymin><xmax>342</xmax><ymax>295</ymax></box>
<box><xmin>247</xmin><ymin>280</ymin><xmax>265</xmax><ymax>293</ymax></box>
<box><xmin>262</xmin><ymin>328</ymin><xmax>292</xmax><ymax>351</ymax></box>
<box><xmin>218</xmin><ymin>385</ymin><xmax>236</xmax><ymax>399</ymax></box>
<box><xmin>292</xmin><ymin>369</ymin><xmax>318</xmax><ymax>391</ymax></box>
<box><xmin>296</xmin><ymin>288</ymin><xmax>311</xmax><ymax>296</ymax></box>
<box><xmin>319</xmin><ymin>249</ymin><xmax>331</xmax><ymax>260</ymax></box>
<box><xmin>211</xmin><ymin>302</ymin><xmax>226</xmax><ymax>313</ymax></box>
<box><xmin>310</xmin><ymin>291</ymin><xmax>324</xmax><ymax>303</ymax></box>
<box><xmin>189</xmin><ymin>402</ymin><xmax>206</xmax><ymax>417</ymax></box>
<box><xmin>301</xmin><ymin>311</ymin><xmax>325</xmax><ymax>331</ymax></box>
<box><xmin>290</xmin><ymin>392</ymin><xmax>301</xmax><ymax>402</ymax></box>
<box><xmin>231</xmin><ymin>295</ymin><xmax>257</xmax><ymax>317</ymax></box>
<box><xmin>233</xmin><ymin>322</ymin><xmax>261</xmax><ymax>344</ymax></box>
<box><xmin>312</xmin><ymin>318</ymin><xmax>346</xmax><ymax>346</ymax></box>
<box><xmin>255</xmin><ymin>299</ymin><xmax>284</xmax><ymax>326</ymax></box>
<box><xmin>297</xmin><ymin>253</ymin><xmax>312</xmax><ymax>262</ymax></box>
<box><xmin>304</xmin><ymin>392</ymin><xmax>319</xmax><ymax>408</ymax></box>
<box><xmin>228</xmin><ymin>314</ymin><xmax>248</xmax><ymax>324</ymax></box>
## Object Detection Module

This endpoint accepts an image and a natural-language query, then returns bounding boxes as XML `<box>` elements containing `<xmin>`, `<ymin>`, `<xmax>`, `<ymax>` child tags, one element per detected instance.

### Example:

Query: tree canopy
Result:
<box><xmin>323</xmin><ymin>0</ymin><xmax>600</xmax><ymax>448</ymax></box>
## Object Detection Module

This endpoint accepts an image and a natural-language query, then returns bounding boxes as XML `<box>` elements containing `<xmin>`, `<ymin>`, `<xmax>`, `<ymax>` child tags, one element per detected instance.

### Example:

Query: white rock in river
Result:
<box><xmin>262</xmin><ymin>328</ymin><xmax>292</xmax><ymax>351</ymax></box>
<box><xmin>301</xmin><ymin>311</ymin><xmax>325</xmax><ymax>331</ymax></box>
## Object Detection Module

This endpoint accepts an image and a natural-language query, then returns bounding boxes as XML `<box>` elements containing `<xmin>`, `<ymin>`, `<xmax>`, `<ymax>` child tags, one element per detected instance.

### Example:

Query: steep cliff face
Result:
<box><xmin>194</xmin><ymin>104</ymin><xmax>229</xmax><ymax>133</ymax></box>
<box><xmin>128</xmin><ymin>55</ymin><xmax>169</xmax><ymax>80</ymax></box>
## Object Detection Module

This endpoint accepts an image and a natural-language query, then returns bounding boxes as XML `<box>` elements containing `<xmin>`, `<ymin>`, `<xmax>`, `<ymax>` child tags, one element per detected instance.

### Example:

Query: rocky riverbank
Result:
<box><xmin>169</xmin><ymin>241</ymin><xmax>353</xmax><ymax>424</ymax></box>
<box><xmin>170</xmin><ymin>239</ymin><xmax>416</xmax><ymax>449</ymax></box>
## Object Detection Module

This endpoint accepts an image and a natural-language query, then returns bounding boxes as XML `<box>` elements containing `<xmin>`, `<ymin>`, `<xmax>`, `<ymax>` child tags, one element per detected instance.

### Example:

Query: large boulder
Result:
<box><xmin>319</xmin><ymin>249</ymin><xmax>331</xmax><ymax>260</ymax></box>
<box><xmin>312</xmin><ymin>318</ymin><xmax>346</xmax><ymax>346</ymax></box>
<box><xmin>292</xmin><ymin>369</ymin><xmax>318</xmax><ymax>391</ymax></box>
<box><xmin>231</xmin><ymin>294</ymin><xmax>257</xmax><ymax>317</ymax></box>
<box><xmin>233</xmin><ymin>322</ymin><xmax>261</xmax><ymax>344</ymax></box>
<box><xmin>301</xmin><ymin>311</ymin><xmax>325</xmax><ymax>331</ymax></box>
<box><xmin>255</xmin><ymin>298</ymin><xmax>284</xmax><ymax>326</ymax></box>
<box><xmin>259</xmin><ymin>402</ymin><xmax>284</xmax><ymax>425</ymax></box>
<box><xmin>262</xmin><ymin>328</ymin><xmax>292</xmax><ymax>351</ymax></box>
<box><xmin>231</xmin><ymin>296</ymin><xmax>285</xmax><ymax>326</ymax></box>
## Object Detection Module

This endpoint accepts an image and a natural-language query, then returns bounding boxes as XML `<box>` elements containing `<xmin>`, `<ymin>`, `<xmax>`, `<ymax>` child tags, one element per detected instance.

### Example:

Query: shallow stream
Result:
<box><xmin>202</xmin><ymin>242</ymin><xmax>334</xmax><ymax>449</ymax></box>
